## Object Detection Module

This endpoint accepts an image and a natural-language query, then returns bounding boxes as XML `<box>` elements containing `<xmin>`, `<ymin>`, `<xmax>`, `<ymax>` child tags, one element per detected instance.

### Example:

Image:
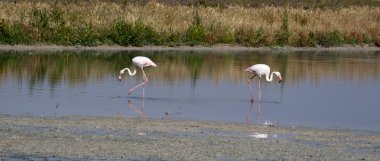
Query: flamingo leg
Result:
<box><xmin>248</xmin><ymin>80</ymin><xmax>254</xmax><ymax>102</ymax></box>
<box><xmin>257</xmin><ymin>79</ymin><xmax>261</xmax><ymax>124</ymax></box>
<box><xmin>257</xmin><ymin>101</ymin><xmax>261</xmax><ymax>124</ymax></box>
<box><xmin>142</xmin><ymin>86</ymin><xmax>145</xmax><ymax>118</ymax></box>
<box><xmin>247</xmin><ymin>75</ymin><xmax>256</xmax><ymax>102</ymax></box>
<box><xmin>258</xmin><ymin>79</ymin><xmax>261</xmax><ymax>103</ymax></box>
<box><xmin>128</xmin><ymin>68</ymin><xmax>149</xmax><ymax>95</ymax></box>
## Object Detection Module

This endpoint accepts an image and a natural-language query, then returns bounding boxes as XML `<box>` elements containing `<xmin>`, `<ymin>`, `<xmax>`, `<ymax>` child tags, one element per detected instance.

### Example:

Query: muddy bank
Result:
<box><xmin>0</xmin><ymin>115</ymin><xmax>379</xmax><ymax>160</ymax></box>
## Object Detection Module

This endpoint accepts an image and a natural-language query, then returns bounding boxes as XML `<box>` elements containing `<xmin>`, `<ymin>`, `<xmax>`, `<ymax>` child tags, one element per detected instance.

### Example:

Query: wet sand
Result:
<box><xmin>1</xmin><ymin>115</ymin><xmax>379</xmax><ymax>160</ymax></box>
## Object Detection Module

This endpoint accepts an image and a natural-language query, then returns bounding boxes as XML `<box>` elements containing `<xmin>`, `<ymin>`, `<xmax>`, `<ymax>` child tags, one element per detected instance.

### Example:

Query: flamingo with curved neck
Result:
<box><xmin>119</xmin><ymin>67</ymin><xmax>136</xmax><ymax>80</ymax></box>
<box><xmin>118</xmin><ymin>56</ymin><xmax>157</xmax><ymax>95</ymax></box>
<box><xmin>245</xmin><ymin>64</ymin><xmax>282</xmax><ymax>102</ymax></box>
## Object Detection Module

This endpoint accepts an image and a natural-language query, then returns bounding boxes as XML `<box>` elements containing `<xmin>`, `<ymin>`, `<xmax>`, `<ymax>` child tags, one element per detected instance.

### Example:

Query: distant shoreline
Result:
<box><xmin>1</xmin><ymin>45</ymin><xmax>380</xmax><ymax>52</ymax></box>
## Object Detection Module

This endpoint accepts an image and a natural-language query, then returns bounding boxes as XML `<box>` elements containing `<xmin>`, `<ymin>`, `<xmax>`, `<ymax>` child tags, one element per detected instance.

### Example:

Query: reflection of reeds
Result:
<box><xmin>1</xmin><ymin>51</ymin><xmax>380</xmax><ymax>89</ymax></box>
<box><xmin>0</xmin><ymin>1</ymin><xmax>379</xmax><ymax>46</ymax></box>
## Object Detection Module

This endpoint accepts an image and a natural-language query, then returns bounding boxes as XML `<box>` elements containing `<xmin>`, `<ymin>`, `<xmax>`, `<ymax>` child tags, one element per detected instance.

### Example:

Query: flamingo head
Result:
<box><xmin>118</xmin><ymin>70</ymin><xmax>124</xmax><ymax>81</ymax></box>
<box><xmin>244</xmin><ymin>67</ymin><xmax>252</xmax><ymax>72</ymax></box>
<box><xmin>274</xmin><ymin>72</ymin><xmax>282</xmax><ymax>83</ymax></box>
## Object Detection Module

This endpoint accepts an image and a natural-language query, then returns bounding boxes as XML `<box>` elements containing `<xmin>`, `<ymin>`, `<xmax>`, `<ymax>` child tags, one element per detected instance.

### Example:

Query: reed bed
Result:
<box><xmin>0</xmin><ymin>1</ymin><xmax>379</xmax><ymax>47</ymax></box>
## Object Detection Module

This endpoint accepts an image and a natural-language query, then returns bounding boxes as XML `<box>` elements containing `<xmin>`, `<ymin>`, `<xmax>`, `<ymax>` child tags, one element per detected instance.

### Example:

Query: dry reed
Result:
<box><xmin>0</xmin><ymin>1</ymin><xmax>379</xmax><ymax>46</ymax></box>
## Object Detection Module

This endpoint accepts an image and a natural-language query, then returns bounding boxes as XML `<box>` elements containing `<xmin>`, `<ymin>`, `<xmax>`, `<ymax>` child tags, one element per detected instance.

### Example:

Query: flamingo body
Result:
<box><xmin>245</xmin><ymin>64</ymin><xmax>270</xmax><ymax>79</ymax></box>
<box><xmin>118</xmin><ymin>56</ymin><xmax>157</xmax><ymax>95</ymax></box>
<box><xmin>132</xmin><ymin>56</ymin><xmax>157</xmax><ymax>68</ymax></box>
<box><xmin>245</xmin><ymin>64</ymin><xmax>282</xmax><ymax>82</ymax></box>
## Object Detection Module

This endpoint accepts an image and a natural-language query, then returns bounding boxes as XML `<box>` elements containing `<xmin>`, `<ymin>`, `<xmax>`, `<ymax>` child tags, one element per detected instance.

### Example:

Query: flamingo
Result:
<box><xmin>245</xmin><ymin>64</ymin><xmax>282</xmax><ymax>102</ymax></box>
<box><xmin>118</xmin><ymin>56</ymin><xmax>157</xmax><ymax>95</ymax></box>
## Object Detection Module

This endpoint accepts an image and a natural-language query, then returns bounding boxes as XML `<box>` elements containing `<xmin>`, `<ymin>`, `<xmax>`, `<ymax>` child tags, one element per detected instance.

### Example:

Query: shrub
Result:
<box><xmin>0</xmin><ymin>22</ymin><xmax>32</xmax><ymax>45</ymax></box>
<box><xmin>275</xmin><ymin>9</ymin><xmax>290</xmax><ymax>46</ymax></box>
<box><xmin>249</xmin><ymin>27</ymin><xmax>266</xmax><ymax>47</ymax></box>
<box><xmin>314</xmin><ymin>30</ymin><xmax>344</xmax><ymax>47</ymax></box>
<box><xmin>220</xmin><ymin>29</ymin><xmax>236</xmax><ymax>44</ymax></box>
<box><xmin>132</xmin><ymin>21</ymin><xmax>160</xmax><ymax>46</ymax></box>
<box><xmin>109</xmin><ymin>20</ymin><xmax>159</xmax><ymax>46</ymax></box>
<box><xmin>183</xmin><ymin>12</ymin><xmax>206</xmax><ymax>46</ymax></box>
<box><xmin>374</xmin><ymin>36</ymin><xmax>380</xmax><ymax>47</ymax></box>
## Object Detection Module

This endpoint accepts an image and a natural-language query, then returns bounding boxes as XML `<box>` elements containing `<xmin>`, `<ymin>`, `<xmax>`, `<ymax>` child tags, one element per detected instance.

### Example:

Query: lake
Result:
<box><xmin>1</xmin><ymin>49</ymin><xmax>379</xmax><ymax>131</ymax></box>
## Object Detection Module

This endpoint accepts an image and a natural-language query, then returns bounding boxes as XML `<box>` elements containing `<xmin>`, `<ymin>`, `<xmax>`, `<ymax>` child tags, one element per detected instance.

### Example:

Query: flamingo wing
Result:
<box><xmin>132</xmin><ymin>56</ymin><xmax>157</xmax><ymax>68</ymax></box>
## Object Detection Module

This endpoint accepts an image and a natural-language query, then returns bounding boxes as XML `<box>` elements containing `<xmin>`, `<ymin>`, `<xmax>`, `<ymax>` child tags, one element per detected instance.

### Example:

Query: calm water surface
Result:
<box><xmin>1</xmin><ymin>50</ymin><xmax>380</xmax><ymax>131</ymax></box>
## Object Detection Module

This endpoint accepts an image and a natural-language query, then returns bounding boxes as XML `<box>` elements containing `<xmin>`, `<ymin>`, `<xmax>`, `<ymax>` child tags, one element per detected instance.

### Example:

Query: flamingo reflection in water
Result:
<box><xmin>245</xmin><ymin>101</ymin><xmax>261</xmax><ymax>125</ymax></box>
<box><xmin>246</xmin><ymin>101</ymin><xmax>275</xmax><ymax>126</ymax></box>
<box><xmin>128</xmin><ymin>87</ymin><xmax>147</xmax><ymax>118</ymax></box>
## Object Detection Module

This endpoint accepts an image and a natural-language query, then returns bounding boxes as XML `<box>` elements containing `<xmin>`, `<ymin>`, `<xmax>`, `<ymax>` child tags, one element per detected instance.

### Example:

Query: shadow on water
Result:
<box><xmin>1</xmin><ymin>50</ymin><xmax>380</xmax><ymax>131</ymax></box>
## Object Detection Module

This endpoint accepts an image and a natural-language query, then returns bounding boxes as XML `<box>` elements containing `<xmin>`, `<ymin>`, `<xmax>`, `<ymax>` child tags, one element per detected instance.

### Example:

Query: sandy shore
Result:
<box><xmin>1</xmin><ymin>115</ymin><xmax>379</xmax><ymax>160</ymax></box>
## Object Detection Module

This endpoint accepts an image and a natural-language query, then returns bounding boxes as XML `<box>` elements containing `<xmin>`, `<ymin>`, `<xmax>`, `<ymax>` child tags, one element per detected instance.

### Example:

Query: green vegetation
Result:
<box><xmin>0</xmin><ymin>0</ymin><xmax>379</xmax><ymax>47</ymax></box>
<box><xmin>184</xmin><ymin>12</ymin><xmax>206</xmax><ymax>46</ymax></box>
<box><xmin>275</xmin><ymin>9</ymin><xmax>290</xmax><ymax>46</ymax></box>
<box><xmin>109</xmin><ymin>20</ymin><xmax>160</xmax><ymax>46</ymax></box>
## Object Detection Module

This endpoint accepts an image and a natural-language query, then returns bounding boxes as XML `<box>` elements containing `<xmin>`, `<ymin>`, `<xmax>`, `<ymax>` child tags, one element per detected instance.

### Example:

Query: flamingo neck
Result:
<box><xmin>265</xmin><ymin>72</ymin><xmax>275</xmax><ymax>82</ymax></box>
<box><xmin>122</xmin><ymin>67</ymin><xmax>136</xmax><ymax>76</ymax></box>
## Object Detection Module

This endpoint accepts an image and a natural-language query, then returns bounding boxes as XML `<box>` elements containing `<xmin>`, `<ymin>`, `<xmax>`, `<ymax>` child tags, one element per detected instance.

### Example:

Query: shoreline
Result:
<box><xmin>1</xmin><ymin>46</ymin><xmax>380</xmax><ymax>160</ymax></box>
<box><xmin>0</xmin><ymin>45</ymin><xmax>380</xmax><ymax>52</ymax></box>
<box><xmin>1</xmin><ymin>114</ymin><xmax>379</xmax><ymax>160</ymax></box>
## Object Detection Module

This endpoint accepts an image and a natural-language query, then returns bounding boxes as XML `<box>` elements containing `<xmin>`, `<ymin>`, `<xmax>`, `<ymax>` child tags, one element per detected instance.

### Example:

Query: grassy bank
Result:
<box><xmin>0</xmin><ymin>0</ymin><xmax>379</xmax><ymax>47</ymax></box>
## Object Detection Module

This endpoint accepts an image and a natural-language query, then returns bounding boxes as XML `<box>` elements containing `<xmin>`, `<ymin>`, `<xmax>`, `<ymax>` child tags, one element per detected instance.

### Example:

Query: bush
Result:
<box><xmin>314</xmin><ymin>30</ymin><xmax>344</xmax><ymax>47</ymax></box>
<box><xmin>49</xmin><ymin>25</ymin><xmax>99</xmax><ymax>46</ymax></box>
<box><xmin>0</xmin><ymin>22</ymin><xmax>32</xmax><ymax>45</ymax></box>
<box><xmin>275</xmin><ymin>9</ymin><xmax>290</xmax><ymax>46</ymax></box>
<box><xmin>183</xmin><ymin>12</ymin><xmax>206</xmax><ymax>46</ymax></box>
<box><xmin>374</xmin><ymin>36</ymin><xmax>380</xmax><ymax>47</ymax></box>
<box><xmin>109</xmin><ymin>20</ymin><xmax>159</xmax><ymax>46</ymax></box>
<box><xmin>249</xmin><ymin>27</ymin><xmax>266</xmax><ymax>47</ymax></box>
<box><xmin>220</xmin><ymin>29</ymin><xmax>236</xmax><ymax>44</ymax></box>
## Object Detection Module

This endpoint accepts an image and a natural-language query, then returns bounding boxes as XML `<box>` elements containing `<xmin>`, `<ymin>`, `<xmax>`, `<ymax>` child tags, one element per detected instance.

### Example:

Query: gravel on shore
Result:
<box><xmin>1</xmin><ymin>115</ymin><xmax>379</xmax><ymax>160</ymax></box>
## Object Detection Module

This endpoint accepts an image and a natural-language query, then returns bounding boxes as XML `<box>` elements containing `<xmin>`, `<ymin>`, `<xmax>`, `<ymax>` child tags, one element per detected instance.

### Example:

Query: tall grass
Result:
<box><xmin>0</xmin><ymin>1</ymin><xmax>379</xmax><ymax>47</ymax></box>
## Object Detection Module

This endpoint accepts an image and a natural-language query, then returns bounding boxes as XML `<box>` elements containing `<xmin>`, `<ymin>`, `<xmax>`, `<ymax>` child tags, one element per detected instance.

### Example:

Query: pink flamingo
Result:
<box><xmin>245</xmin><ymin>64</ymin><xmax>282</xmax><ymax>102</ymax></box>
<box><xmin>118</xmin><ymin>56</ymin><xmax>157</xmax><ymax>95</ymax></box>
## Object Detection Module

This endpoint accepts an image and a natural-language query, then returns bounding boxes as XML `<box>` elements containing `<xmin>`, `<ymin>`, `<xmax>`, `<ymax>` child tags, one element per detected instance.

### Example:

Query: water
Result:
<box><xmin>1</xmin><ymin>50</ymin><xmax>380</xmax><ymax>131</ymax></box>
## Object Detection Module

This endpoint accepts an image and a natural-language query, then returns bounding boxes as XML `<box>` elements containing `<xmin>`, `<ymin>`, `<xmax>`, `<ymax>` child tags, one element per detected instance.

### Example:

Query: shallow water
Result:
<box><xmin>1</xmin><ymin>50</ymin><xmax>380</xmax><ymax>131</ymax></box>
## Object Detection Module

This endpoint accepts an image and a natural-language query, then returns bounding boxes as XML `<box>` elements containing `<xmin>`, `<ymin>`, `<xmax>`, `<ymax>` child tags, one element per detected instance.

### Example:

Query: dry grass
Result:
<box><xmin>0</xmin><ymin>1</ymin><xmax>379</xmax><ymax>46</ymax></box>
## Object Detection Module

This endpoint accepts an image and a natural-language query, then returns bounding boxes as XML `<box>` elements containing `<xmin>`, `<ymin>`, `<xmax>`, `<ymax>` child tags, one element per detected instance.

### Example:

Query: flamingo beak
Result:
<box><xmin>118</xmin><ymin>75</ymin><xmax>122</xmax><ymax>81</ymax></box>
<box><xmin>278</xmin><ymin>77</ymin><xmax>283</xmax><ymax>83</ymax></box>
